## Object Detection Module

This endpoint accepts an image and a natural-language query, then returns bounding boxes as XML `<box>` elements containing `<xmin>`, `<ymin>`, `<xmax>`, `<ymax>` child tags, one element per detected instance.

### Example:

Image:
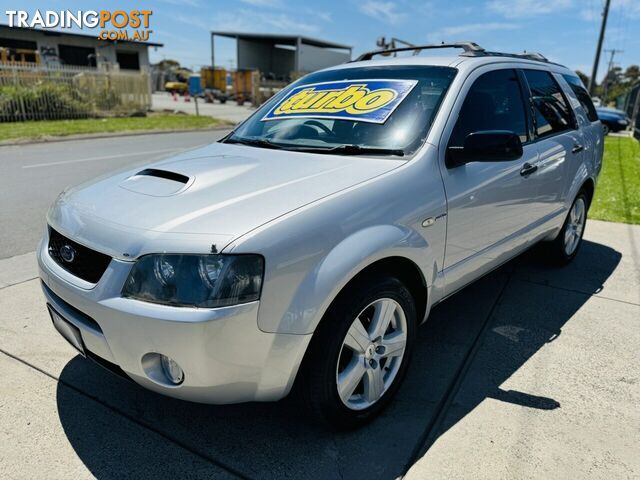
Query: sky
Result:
<box><xmin>2</xmin><ymin>0</ymin><xmax>639</xmax><ymax>81</ymax></box>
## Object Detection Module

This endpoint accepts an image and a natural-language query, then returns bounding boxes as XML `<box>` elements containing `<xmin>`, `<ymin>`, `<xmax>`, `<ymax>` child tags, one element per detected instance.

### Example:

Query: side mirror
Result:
<box><xmin>447</xmin><ymin>130</ymin><xmax>523</xmax><ymax>168</ymax></box>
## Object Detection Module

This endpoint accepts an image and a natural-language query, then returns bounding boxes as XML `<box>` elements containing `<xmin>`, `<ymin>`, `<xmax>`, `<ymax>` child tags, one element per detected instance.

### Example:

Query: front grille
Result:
<box><xmin>48</xmin><ymin>226</ymin><xmax>112</xmax><ymax>283</ymax></box>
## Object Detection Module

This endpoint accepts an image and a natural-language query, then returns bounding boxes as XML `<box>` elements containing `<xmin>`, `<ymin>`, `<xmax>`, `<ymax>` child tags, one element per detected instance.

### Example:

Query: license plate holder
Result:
<box><xmin>48</xmin><ymin>304</ymin><xmax>86</xmax><ymax>357</ymax></box>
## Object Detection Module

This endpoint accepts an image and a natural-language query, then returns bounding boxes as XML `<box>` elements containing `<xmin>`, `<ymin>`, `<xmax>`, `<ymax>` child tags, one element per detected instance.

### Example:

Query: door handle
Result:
<box><xmin>571</xmin><ymin>144</ymin><xmax>584</xmax><ymax>154</ymax></box>
<box><xmin>520</xmin><ymin>162</ymin><xmax>538</xmax><ymax>177</ymax></box>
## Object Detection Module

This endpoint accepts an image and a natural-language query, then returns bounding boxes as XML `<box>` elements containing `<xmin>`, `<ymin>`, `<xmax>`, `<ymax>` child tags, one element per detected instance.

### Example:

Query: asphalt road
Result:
<box><xmin>152</xmin><ymin>92</ymin><xmax>255</xmax><ymax>123</ymax></box>
<box><xmin>0</xmin><ymin>130</ymin><xmax>231</xmax><ymax>259</ymax></box>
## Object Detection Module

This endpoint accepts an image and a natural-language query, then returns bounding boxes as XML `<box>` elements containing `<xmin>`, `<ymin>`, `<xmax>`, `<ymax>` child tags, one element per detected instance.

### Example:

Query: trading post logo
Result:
<box><xmin>5</xmin><ymin>10</ymin><xmax>153</xmax><ymax>41</ymax></box>
<box><xmin>262</xmin><ymin>79</ymin><xmax>418</xmax><ymax>124</ymax></box>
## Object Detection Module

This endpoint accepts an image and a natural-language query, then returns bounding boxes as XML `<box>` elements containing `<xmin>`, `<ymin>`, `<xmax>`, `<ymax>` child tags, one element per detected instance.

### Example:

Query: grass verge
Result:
<box><xmin>0</xmin><ymin>114</ymin><xmax>229</xmax><ymax>143</ymax></box>
<box><xmin>590</xmin><ymin>136</ymin><xmax>640</xmax><ymax>224</ymax></box>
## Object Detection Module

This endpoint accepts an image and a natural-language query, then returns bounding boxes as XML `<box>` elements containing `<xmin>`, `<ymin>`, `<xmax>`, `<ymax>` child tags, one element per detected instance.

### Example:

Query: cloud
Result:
<box><xmin>358</xmin><ymin>1</ymin><xmax>406</xmax><ymax>25</ymax></box>
<box><xmin>238</xmin><ymin>0</ymin><xmax>283</xmax><ymax>7</ymax></box>
<box><xmin>487</xmin><ymin>0</ymin><xmax>573</xmax><ymax>18</ymax></box>
<box><xmin>579</xmin><ymin>7</ymin><xmax>599</xmax><ymax>22</ymax></box>
<box><xmin>580</xmin><ymin>0</ymin><xmax>640</xmax><ymax>22</ymax></box>
<box><xmin>215</xmin><ymin>10</ymin><xmax>321</xmax><ymax>33</ymax></box>
<box><xmin>426</xmin><ymin>22</ymin><xmax>519</xmax><ymax>43</ymax></box>
<box><xmin>175</xmin><ymin>14</ymin><xmax>209</xmax><ymax>30</ymax></box>
<box><xmin>157</xmin><ymin>0</ymin><xmax>200</xmax><ymax>7</ymax></box>
<box><xmin>437</xmin><ymin>22</ymin><xmax>520</xmax><ymax>37</ymax></box>
<box><xmin>612</xmin><ymin>0</ymin><xmax>640</xmax><ymax>18</ymax></box>
<box><xmin>176</xmin><ymin>10</ymin><xmax>322</xmax><ymax>34</ymax></box>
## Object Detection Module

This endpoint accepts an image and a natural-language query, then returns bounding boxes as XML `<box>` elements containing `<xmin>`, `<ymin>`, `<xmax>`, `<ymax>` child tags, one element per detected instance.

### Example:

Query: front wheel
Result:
<box><xmin>298</xmin><ymin>275</ymin><xmax>417</xmax><ymax>428</ymax></box>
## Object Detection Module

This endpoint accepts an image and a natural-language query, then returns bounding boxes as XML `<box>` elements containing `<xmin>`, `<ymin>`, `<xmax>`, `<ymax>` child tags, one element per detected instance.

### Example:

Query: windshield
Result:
<box><xmin>224</xmin><ymin>65</ymin><xmax>457</xmax><ymax>157</ymax></box>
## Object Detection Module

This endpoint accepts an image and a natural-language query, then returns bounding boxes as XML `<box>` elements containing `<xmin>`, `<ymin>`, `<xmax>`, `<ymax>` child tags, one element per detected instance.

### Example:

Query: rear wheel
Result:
<box><xmin>299</xmin><ymin>275</ymin><xmax>417</xmax><ymax>428</ymax></box>
<box><xmin>546</xmin><ymin>192</ymin><xmax>588</xmax><ymax>265</ymax></box>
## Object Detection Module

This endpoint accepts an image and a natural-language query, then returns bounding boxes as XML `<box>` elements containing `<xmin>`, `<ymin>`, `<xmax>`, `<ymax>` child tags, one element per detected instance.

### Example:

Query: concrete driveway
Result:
<box><xmin>1</xmin><ymin>218</ymin><xmax>638</xmax><ymax>479</ymax></box>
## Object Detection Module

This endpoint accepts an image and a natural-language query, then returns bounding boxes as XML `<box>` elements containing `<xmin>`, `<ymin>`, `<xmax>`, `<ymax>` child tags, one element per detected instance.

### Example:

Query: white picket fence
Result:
<box><xmin>0</xmin><ymin>62</ymin><xmax>151</xmax><ymax>122</ymax></box>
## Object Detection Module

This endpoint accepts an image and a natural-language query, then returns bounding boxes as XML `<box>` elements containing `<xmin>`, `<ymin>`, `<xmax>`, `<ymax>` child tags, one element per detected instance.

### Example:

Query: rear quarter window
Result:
<box><xmin>523</xmin><ymin>69</ymin><xmax>575</xmax><ymax>138</ymax></box>
<box><xmin>562</xmin><ymin>74</ymin><xmax>599</xmax><ymax>122</ymax></box>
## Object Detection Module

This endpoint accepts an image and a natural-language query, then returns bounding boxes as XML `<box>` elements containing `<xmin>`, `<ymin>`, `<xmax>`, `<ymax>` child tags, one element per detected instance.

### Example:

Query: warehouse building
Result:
<box><xmin>211</xmin><ymin>31</ymin><xmax>351</xmax><ymax>80</ymax></box>
<box><xmin>0</xmin><ymin>25</ymin><xmax>162</xmax><ymax>70</ymax></box>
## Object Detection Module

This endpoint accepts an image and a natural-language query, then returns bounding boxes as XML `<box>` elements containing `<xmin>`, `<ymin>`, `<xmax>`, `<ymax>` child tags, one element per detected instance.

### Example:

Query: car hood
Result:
<box><xmin>48</xmin><ymin>142</ymin><xmax>404</xmax><ymax>258</ymax></box>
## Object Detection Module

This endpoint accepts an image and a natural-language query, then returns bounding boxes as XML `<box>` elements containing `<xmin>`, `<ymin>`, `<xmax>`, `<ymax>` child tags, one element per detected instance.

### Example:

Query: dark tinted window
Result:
<box><xmin>450</xmin><ymin>69</ymin><xmax>527</xmax><ymax>147</ymax></box>
<box><xmin>562</xmin><ymin>74</ymin><xmax>598</xmax><ymax>122</ymax></box>
<box><xmin>58</xmin><ymin>45</ymin><xmax>96</xmax><ymax>67</ymax></box>
<box><xmin>0</xmin><ymin>37</ymin><xmax>37</xmax><ymax>50</ymax></box>
<box><xmin>116</xmin><ymin>51</ymin><xmax>140</xmax><ymax>70</ymax></box>
<box><xmin>524</xmin><ymin>70</ymin><xmax>574</xmax><ymax>137</ymax></box>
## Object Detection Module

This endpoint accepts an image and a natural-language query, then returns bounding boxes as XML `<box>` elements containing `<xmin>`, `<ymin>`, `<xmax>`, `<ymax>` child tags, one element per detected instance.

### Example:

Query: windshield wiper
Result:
<box><xmin>225</xmin><ymin>137</ymin><xmax>404</xmax><ymax>157</ymax></box>
<box><xmin>289</xmin><ymin>144</ymin><xmax>405</xmax><ymax>157</ymax></box>
<box><xmin>328</xmin><ymin>144</ymin><xmax>405</xmax><ymax>156</ymax></box>
<box><xmin>224</xmin><ymin>136</ymin><xmax>284</xmax><ymax>150</ymax></box>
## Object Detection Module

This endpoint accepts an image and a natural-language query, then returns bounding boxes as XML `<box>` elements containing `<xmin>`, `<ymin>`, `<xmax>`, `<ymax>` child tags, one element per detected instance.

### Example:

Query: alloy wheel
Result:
<box><xmin>564</xmin><ymin>197</ymin><xmax>586</xmax><ymax>255</ymax></box>
<box><xmin>336</xmin><ymin>298</ymin><xmax>407</xmax><ymax>410</ymax></box>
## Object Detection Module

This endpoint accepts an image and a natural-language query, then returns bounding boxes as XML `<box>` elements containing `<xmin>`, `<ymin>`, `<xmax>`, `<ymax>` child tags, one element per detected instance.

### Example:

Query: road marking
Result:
<box><xmin>22</xmin><ymin>147</ymin><xmax>186</xmax><ymax>169</ymax></box>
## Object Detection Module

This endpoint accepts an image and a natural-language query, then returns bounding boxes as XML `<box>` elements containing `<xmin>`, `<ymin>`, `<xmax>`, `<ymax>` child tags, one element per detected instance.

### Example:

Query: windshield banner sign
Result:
<box><xmin>261</xmin><ymin>79</ymin><xmax>418</xmax><ymax>124</ymax></box>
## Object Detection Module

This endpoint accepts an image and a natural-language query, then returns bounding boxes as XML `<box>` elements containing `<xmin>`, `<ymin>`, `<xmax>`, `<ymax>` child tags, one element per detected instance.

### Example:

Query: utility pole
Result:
<box><xmin>588</xmin><ymin>0</ymin><xmax>611</xmax><ymax>95</ymax></box>
<box><xmin>602</xmin><ymin>48</ymin><xmax>623</xmax><ymax>103</ymax></box>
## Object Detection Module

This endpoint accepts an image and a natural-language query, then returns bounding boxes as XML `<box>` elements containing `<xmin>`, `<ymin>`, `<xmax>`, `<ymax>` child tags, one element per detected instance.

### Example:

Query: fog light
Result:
<box><xmin>160</xmin><ymin>355</ymin><xmax>184</xmax><ymax>385</ymax></box>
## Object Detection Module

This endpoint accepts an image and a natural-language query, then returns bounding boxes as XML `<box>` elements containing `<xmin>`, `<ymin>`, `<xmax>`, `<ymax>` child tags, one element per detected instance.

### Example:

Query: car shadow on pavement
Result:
<box><xmin>55</xmin><ymin>240</ymin><xmax>621</xmax><ymax>480</ymax></box>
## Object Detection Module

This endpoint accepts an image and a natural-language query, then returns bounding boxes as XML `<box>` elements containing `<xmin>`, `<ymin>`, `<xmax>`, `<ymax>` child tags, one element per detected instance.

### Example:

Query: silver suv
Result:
<box><xmin>38</xmin><ymin>43</ymin><xmax>603</xmax><ymax>427</ymax></box>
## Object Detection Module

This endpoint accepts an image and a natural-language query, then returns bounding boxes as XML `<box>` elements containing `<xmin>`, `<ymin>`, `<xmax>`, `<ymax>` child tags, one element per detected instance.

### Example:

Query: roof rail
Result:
<box><xmin>521</xmin><ymin>52</ymin><xmax>548</xmax><ymax>62</ymax></box>
<box><xmin>354</xmin><ymin>42</ymin><xmax>485</xmax><ymax>61</ymax></box>
<box><xmin>469</xmin><ymin>50</ymin><xmax>564</xmax><ymax>66</ymax></box>
<box><xmin>353</xmin><ymin>42</ymin><xmax>564</xmax><ymax>67</ymax></box>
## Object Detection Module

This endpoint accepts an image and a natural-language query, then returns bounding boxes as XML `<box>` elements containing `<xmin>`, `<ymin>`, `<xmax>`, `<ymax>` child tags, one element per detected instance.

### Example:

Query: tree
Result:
<box><xmin>575</xmin><ymin>70</ymin><xmax>590</xmax><ymax>88</ymax></box>
<box><xmin>597</xmin><ymin>64</ymin><xmax>640</xmax><ymax>105</ymax></box>
<box><xmin>603</xmin><ymin>66</ymin><xmax>623</xmax><ymax>101</ymax></box>
<box><xmin>154</xmin><ymin>59</ymin><xmax>181</xmax><ymax>71</ymax></box>
<box><xmin>624</xmin><ymin>65</ymin><xmax>639</xmax><ymax>84</ymax></box>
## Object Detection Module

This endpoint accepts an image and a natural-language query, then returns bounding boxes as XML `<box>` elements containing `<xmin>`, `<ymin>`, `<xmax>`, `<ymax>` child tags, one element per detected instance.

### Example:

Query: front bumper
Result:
<box><xmin>37</xmin><ymin>234</ymin><xmax>311</xmax><ymax>404</ymax></box>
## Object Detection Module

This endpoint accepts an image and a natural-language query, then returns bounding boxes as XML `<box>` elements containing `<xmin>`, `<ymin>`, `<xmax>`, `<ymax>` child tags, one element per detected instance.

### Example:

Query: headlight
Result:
<box><xmin>617</xmin><ymin>119</ymin><xmax>628</xmax><ymax>125</ymax></box>
<box><xmin>122</xmin><ymin>254</ymin><xmax>264</xmax><ymax>308</ymax></box>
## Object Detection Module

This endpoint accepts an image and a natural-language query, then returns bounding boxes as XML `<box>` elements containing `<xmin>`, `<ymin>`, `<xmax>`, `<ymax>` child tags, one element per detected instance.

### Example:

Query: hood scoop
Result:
<box><xmin>119</xmin><ymin>168</ymin><xmax>192</xmax><ymax>197</ymax></box>
<box><xmin>136</xmin><ymin>168</ymin><xmax>189</xmax><ymax>183</ymax></box>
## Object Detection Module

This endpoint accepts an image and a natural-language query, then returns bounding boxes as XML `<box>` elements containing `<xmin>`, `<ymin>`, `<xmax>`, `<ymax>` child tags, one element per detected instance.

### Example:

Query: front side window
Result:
<box><xmin>562</xmin><ymin>74</ymin><xmax>598</xmax><ymax>122</ymax></box>
<box><xmin>449</xmin><ymin>69</ymin><xmax>528</xmax><ymax>148</ymax></box>
<box><xmin>225</xmin><ymin>66</ymin><xmax>457</xmax><ymax>157</ymax></box>
<box><xmin>524</xmin><ymin>70</ymin><xmax>574</xmax><ymax>138</ymax></box>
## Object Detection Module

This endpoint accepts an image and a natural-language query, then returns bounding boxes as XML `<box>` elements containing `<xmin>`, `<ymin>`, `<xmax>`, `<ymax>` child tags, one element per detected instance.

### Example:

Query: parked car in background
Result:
<box><xmin>596</xmin><ymin>107</ymin><xmax>630</xmax><ymax>134</ymax></box>
<box><xmin>38</xmin><ymin>42</ymin><xmax>604</xmax><ymax>428</ymax></box>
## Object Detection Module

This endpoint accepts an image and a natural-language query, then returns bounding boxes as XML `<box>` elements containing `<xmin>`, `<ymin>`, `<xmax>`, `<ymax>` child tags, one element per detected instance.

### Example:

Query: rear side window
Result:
<box><xmin>449</xmin><ymin>69</ymin><xmax>528</xmax><ymax>147</ymax></box>
<box><xmin>562</xmin><ymin>74</ymin><xmax>598</xmax><ymax>122</ymax></box>
<box><xmin>524</xmin><ymin>70</ymin><xmax>574</xmax><ymax>138</ymax></box>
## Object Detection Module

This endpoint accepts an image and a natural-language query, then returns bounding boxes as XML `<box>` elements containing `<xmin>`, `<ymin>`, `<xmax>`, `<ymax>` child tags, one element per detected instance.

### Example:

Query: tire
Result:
<box><xmin>546</xmin><ymin>191</ymin><xmax>589</xmax><ymax>265</ymax></box>
<box><xmin>603</xmin><ymin>123</ymin><xmax>610</xmax><ymax>135</ymax></box>
<box><xmin>297</xmin><ymin>274</ymin><xmax>417</xmax><ymax>429</ymax></box>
